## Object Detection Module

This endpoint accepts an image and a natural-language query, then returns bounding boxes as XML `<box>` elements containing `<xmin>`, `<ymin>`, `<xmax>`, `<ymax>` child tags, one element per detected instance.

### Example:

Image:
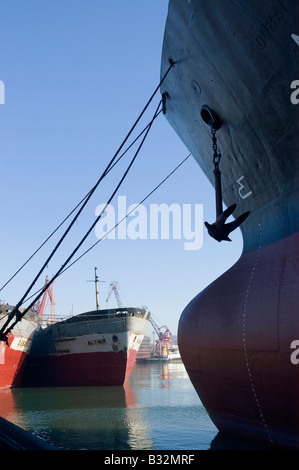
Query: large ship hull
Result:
<box><xmin>161</xmin><ymin>0</ymin><xmax>299</xmax><ymax>448</ymax></box>
<box><xmin>21</xmin><ymin>307</ymin><xmax>150</xmax><ymax>387</ymax></box>
<box><xmin>0</xmin><ymin>305</ymin><xmax>38</xmax><ymax>389</ymax></box>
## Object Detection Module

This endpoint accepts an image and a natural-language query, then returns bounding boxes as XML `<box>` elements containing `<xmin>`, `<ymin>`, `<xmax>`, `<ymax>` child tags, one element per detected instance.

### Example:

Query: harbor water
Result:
<box><xmin>0</xmin><ymin>361</ymin><xmax>274</xmax><ymax>451</ymax></box>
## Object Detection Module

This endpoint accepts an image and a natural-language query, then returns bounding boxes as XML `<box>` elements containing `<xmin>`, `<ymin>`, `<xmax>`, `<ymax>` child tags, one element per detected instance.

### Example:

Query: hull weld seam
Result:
<box><xmin>242</xmin><ymin>223</ymin><xmax>274</xmax><ymax>444</ymax></box>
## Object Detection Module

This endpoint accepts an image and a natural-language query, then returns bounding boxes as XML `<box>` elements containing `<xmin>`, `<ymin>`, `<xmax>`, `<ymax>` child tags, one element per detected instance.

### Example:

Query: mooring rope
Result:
<box><xmin>21</xmin><ymin>153</ymin><xmax>191</xmax><ymax>307</ymax></box>
<box><xmin>0</xmin><ymin>60</ymin><xmax>176</xmax><ymax>340</ymax></box>
<box><xmin>0</xmin><ymin>109</ymin><xmax>163</xmax><ymax>293</ymax></box>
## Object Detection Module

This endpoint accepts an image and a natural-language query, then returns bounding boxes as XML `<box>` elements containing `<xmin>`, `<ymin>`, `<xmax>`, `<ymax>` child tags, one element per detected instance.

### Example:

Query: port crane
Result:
<box><xmin>149</xmin><ymin>316</ymin><xmax>172</xmax><ymax>357</ymax></box>
<box><xmin>106</xmin><ymin>281</ymin><xmax>124</xmax><ymax>308</ymax></box>
<box><xmin>32</xmin><ymin>276</ymin><xmax>55</xmax><ymax>325</ymax></box>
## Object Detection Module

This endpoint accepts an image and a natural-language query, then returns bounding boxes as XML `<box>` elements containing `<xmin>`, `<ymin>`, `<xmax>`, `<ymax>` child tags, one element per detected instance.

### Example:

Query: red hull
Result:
<box><xmin>0</xmin><ymin>336</ymin><xmax>28</xmax><ymax>389</ymax></box>
<box><xmin>21</xmin><ymin>307</ymin><xmax>150</xmax><ymax>387</ymax></box>
<box><xmin>22</xmin><ymin>348</ymin><xmax>138</xmax><ymax>387</ymax></box>
<box><xmin>178</xmin><ymin>232</ymin><xmax>299</xmax><ymax>448</ymax></box>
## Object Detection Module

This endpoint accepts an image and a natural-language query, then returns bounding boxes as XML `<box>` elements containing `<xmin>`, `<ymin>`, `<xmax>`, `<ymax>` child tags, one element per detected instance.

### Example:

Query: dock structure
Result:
<box><xmin>0</xmin><ymin>417</ymin><xmax>56</xmax><ymax>450</ymax></box>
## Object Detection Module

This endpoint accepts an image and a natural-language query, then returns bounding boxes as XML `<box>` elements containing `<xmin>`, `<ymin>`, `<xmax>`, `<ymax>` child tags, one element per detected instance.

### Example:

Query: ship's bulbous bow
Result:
<box><xmin>178</xmin><ymin>232</ymin><xmax>299</xmax><ymax>448</ymax></box>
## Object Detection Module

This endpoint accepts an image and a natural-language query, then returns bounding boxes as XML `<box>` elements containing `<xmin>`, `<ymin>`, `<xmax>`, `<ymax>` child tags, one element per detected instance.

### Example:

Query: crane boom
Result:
<box><xmin>149</xmin><ymin>316</ymin><xmax>172</xmax><ymax>357</ymax></box>
<box><xmin>106</xmin><ymin>282</ymin><xmax>123</xmax><ymax>308</ymax></box>
<box><xmin>149</xmin><ymin>317</ymin><xmax>160</xmax><ymax>336</ymax></box>
<box><xmin>32</xmin><ymin>276</ymin><xmax>55</xmax><ymax>325</ymax></box>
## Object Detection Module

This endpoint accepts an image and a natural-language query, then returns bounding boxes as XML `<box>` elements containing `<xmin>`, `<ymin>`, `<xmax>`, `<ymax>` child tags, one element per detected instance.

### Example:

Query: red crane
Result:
<box><xmin>32</xmin><ymin>276</ymin><xmax>55</xmax><ymax>326</ymax></box>
<box><xmin>150</xmin><ymin>316</ymin><xmax>172</xmax><ymax>357</ymax></box>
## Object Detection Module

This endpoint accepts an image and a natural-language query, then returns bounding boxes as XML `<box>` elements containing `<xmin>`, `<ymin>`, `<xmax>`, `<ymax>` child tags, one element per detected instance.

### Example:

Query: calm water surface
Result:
<box><xmin>0</xmin><ymin>361</ymin><xmax>268</xmax><ymax>450</ymax></box>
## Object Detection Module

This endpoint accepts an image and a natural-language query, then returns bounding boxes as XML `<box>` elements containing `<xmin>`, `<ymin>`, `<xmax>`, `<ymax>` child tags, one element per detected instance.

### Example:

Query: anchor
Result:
<box><xmin>204</xmin><ymin>203</ymin><xmax>250</xmax><ymax>242</ymax></box>
<box><xmin>201</xmin><ymin>106</ymin><xmax>250</xmax><ymax>242</ymax></box>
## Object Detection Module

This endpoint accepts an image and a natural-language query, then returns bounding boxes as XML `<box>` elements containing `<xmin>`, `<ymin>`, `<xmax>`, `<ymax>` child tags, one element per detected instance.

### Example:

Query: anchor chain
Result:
<box><xmin>212</xmin><ymin>127</ymin><xmax>221</xmax><ymax>168</ymax></box>
<box><xmin>211</xmin><ymin>127</ymin><xmax>223</xmax><ymax>218</ymax></box>
<box><xmin>204</xmin><ymin>124</ymin><xmax>250</xmax><ymax>242</ymax></box>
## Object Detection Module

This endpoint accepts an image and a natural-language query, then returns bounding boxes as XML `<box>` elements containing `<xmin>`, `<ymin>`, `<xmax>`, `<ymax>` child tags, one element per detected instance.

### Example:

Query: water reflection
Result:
<box><xmin>0</xmin><ymin>383</ymin><xmax>153</xmax><ymax>450</ymax></box>
<box><xmin>0</xmin><ymin>361</ymin><xmax>221</xmax><ymax>450</ymax></box>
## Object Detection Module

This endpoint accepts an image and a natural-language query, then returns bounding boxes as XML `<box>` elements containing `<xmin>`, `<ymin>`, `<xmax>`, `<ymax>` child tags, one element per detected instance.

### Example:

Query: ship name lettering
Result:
<box><xmin>17</xmin><ymin>337</ymin><xmax>32</xmax><ymax>348</ymax></box>
<box><xmin>88</xmin><ymin>338</ymin><xmax>106</xmax><ymax>346</ymax></box>
<box><xmin>255</xmin><ymin>0</ymin><xmax>287</xmax><ymax>50</ymax></box>
<box><xmin>236</xmin><ymin>176</ymin><xmax>252</xmax><ymax>200</ymax></box>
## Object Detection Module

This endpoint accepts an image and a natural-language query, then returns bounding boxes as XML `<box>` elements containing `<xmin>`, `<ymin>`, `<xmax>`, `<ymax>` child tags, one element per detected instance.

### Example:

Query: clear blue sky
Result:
<box><xmin>0</xmin><ymin>0</ymin><xmax>243</xmax><ymax>336</ymax></box>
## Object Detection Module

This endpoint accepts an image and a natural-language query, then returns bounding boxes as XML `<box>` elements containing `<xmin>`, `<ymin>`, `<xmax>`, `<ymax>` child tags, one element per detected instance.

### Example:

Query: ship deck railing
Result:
<box><xmin>38</xmin><ymin>307</ymin><xmax>150</xmax><ymax>328</ymax></box>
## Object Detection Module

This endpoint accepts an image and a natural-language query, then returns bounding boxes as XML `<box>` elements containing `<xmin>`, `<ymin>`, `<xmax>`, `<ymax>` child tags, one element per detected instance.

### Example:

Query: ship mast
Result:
<box><xmin>87</xmin><ymin>267</ymin><xmax>104</xmax><ymax>311</ymax></box>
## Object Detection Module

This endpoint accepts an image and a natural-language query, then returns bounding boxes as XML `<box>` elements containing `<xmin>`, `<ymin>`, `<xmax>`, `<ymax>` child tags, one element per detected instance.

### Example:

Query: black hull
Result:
<box><xmin>160</xmin><ymin>0</ymin><xmax>299</xmax><ymax>448</ymax></box>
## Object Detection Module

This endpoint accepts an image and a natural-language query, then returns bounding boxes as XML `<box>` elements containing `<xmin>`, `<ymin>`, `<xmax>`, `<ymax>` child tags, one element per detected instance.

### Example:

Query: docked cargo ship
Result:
<box><xmin>21</xmin><ymin>307</ymin><xmax>150</xmax><ymax>387</ymax></box>
<box><xmin>161</xmin><ymin>0</ymin><xmax>299</xmax><ymax>448</ymax></box>
<box><xmin>0</xmin><ymin>305</ymin><xmax>38</xmax><ymax>389</ymax></box>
